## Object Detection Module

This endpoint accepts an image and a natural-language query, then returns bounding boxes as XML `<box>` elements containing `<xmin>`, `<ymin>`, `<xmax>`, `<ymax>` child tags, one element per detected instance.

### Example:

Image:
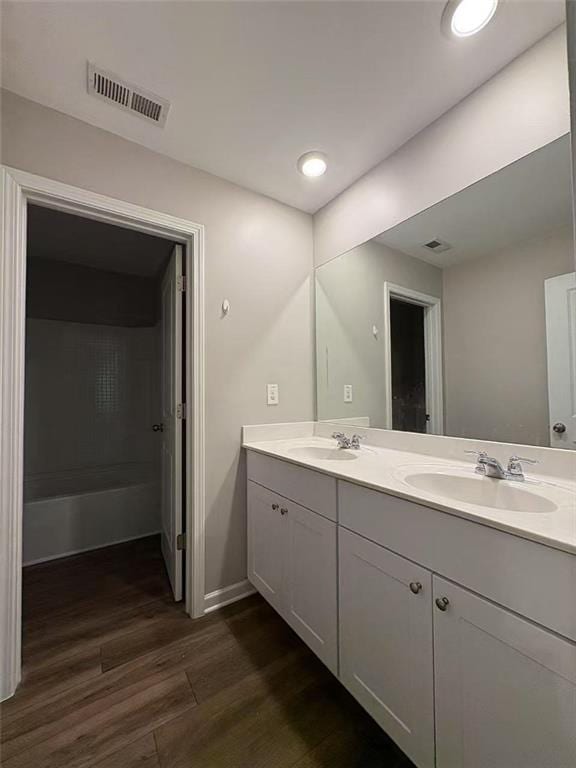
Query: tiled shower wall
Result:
<box><xmin>24</xmin><ymin>318</ymin><xmax>160</xmax><ymax>486</ymax></box>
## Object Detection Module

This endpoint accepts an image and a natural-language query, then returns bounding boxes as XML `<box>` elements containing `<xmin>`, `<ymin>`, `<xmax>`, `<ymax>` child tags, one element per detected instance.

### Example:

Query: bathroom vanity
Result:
<box><xmin>244</xmin><ymin>426</ymin><xmax>576</xmax><ymax>768</ymax></box>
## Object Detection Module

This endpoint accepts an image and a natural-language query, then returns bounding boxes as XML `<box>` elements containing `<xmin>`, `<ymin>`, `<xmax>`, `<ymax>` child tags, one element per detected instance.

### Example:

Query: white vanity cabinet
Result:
<box><xmin>246</xmin><ymin>467</ymin><xmax>338</xmax><ymax>673</ymax></box>
<box><xmin>245</xmin><ymin>448</ymin><xmax>576</xmax><ymax>768</ymax></box>
<box><xmin>339</xmin><ymin>525</ymin><xmax>576</xmax><ymax>768</ymax></box>
<box><xmin>433</xmin><ymin>576</ymin><xmax>576</xmax><ymax>768</ymax></box>
<box><xmin>339</xmin><ymin>528</ymin><xmax>435</xmax><ymax>768</ymax></box>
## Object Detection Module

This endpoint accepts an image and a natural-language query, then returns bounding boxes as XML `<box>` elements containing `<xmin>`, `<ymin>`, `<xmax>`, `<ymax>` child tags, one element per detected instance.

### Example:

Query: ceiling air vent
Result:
<box><xmin>87</xmin><ymin>63</ymin><xmax>170</xmax><ymax>127</ymax></box>
<box><xmin>422</xmin><ymin>237</ymin><xmax>452</xmax><ymax>254</ymax></box>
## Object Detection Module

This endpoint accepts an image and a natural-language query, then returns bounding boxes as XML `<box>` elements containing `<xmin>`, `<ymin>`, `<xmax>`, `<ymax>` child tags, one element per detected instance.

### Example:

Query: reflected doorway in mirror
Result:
<box><xmin>383</xmin><ymin>282</ymin><xmax>444</xmax><ymax>435</ymax></box>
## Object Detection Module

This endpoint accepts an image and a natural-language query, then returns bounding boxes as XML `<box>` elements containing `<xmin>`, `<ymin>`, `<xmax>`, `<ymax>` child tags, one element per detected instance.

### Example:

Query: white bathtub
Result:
<box><xmin>23</xmin><ymin>462</ymin><xmax>160</xmax><ymax>565</ymax></box>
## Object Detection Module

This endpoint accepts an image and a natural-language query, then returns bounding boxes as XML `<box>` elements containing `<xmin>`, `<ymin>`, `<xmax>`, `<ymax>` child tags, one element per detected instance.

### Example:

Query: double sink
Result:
<box><xmin>287</xmin><ymin>443</ymin><xmax>572</xmax><ymax>516</ymax></box>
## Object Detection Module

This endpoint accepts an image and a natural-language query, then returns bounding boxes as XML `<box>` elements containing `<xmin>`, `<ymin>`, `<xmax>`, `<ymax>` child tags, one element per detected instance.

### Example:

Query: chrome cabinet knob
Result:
<box><xmin>409</xmin><ymin>581</ymin><xmax>423</xmax><ymax>595</ymax></box>
<box><xmin>435</xmin><ymin>596</ymin><xmax>450</xmax><ymax>612</ymax></box>
<box><xmin>152</xmin><ymin>423</ymin><xmax>164</xmax><ymax>432</ymax></box>
<box><xmin>271</xmin><ymin>503</ymin><xmax>279</xmax><ymax>511</ymax></box>
<box><xmin>280</xmin><ymin>507</ymin><xmax>288</xmax><ymax>516</ymax></box>
<box><xmin>553</xmin><ymin>422</ymin><xmax>567</xmax><ymax>434</ymax></box>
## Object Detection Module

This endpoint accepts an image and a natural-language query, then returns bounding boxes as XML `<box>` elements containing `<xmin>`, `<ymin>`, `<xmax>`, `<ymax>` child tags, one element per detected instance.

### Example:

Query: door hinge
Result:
<box><xmin>176</xmin><ymin>403</ymin><xmax>186</xmax><ymax>420</ymax></box>
<box><xmin>176</xmin><ymin>533</ymin><xmax>187</xmax><ymax>551</ymax></box>
<box><xmin>177</xmin><ymin>275</ymin><xmax>187</xmax><ymax>292</ymax></box>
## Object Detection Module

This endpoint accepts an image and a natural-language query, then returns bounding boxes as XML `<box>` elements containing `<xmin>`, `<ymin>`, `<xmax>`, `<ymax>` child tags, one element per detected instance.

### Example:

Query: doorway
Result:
<box><xmin>383</xmin><ymin>282</ymin><xmax>443</xmax><ymax>435</ymax></box>
<box><xmin>0</xmin><ymin>167</ymin><xmax>206</xmax><ymax>702</ymax></box>
<box><xmin>390</xmin><ymin>299</ymin><xmax>427</xmax><ymax>433</ymax></box>
<box><xmin>24</xmin><ymin>205</ymin><xmax>186</xmax><ymax>600</ymax></box>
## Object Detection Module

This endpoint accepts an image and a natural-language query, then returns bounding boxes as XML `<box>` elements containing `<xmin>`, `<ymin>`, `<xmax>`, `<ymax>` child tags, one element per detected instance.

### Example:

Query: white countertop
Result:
<box><xmin>243</xmin><ymin>435</ymin><xmax>576</xmax><ymax>555</ymax></box>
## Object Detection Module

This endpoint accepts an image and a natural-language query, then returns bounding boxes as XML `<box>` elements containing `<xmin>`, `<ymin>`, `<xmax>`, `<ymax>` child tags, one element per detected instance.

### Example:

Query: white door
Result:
<box><xmin>545</xmin><ymin>272</ymin><xmax>576</xmax><ymax>449</ymax></box>
<box><xmin>284</xmin><ymin>501</ymin><xmax>337</xmax><ymax>673</ymax></box>
<box><xmin>247</xmin><ymin>481</ymin><xmax>285</xmax><ymax>613</ymax></box>
<box><xmin>339</xmin><ymin>528</ymin><xmax>435</xmax><ymax>768</ymax></box>
<box><xmin>433</xmin><ymin>576</ymin><xmax>576</xmax><ymax>768</ymax></box>
<box><xmin>160</xmin><ymin>244</ymin><xmax>184</xmax><ymax>601</ymax></box>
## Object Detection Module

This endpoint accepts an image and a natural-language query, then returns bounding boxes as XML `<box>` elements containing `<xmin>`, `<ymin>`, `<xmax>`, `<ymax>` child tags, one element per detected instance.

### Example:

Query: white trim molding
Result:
<box><xmin>203</xmin><ymin>580</ymin><xmax>256</xmax><ymax>614</ymax></box>
<box><xmin>383</xmin><ymin>282</ymin><xmax>444</xmax><ymax>435</ymax></box>
<box><xmin>0</xmin><ymin>166</ymin><xmax>206</xmax><ymax>700</ymax></box>
<box><xmin>0</xmin><ymin>169</ymin><xmax>26</xmax><ymax>702</ymax></box>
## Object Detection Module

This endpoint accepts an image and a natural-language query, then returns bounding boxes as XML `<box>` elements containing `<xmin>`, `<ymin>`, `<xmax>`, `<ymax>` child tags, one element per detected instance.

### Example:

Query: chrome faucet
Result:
<box><xmin>465</xmin><ymin>451</ymin><xmax>538</xmax><ymax>482</ymax></box>
<box><xmin>332</xmin><ymin>432</ymin><xmax>364</xmax><ymax>450</ymax></box>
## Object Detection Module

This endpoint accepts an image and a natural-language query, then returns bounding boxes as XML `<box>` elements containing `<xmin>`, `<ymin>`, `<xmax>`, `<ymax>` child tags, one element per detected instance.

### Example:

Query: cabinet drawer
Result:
<box><xmin>247</xmin><ymin>451</ymin><xmax>337</xmax><ymax>521</ymax></box>
<box><xmin>339</xmin><ymin>480</ymin><xmax>576</xmax><ymax>642</ymax></box>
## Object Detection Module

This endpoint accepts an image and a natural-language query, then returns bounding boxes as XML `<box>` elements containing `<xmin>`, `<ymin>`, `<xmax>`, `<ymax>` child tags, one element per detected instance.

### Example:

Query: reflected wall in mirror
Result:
<box><xmin>316</xmin><ymin>135</ymin><xmax>575</xmax><ymax>449</ymax></box>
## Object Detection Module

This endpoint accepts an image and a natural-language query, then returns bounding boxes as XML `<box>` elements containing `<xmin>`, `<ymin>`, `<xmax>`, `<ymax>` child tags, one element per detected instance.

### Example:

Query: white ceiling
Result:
<box><xmin>375</xmin><ymin>134</ymin><xmax>573</xmax><ymax>268</ymax></box>
<box><xmin>1</xmin><ymin>1</ymin><xmax>566</xmax><ymax>213</ymax></box>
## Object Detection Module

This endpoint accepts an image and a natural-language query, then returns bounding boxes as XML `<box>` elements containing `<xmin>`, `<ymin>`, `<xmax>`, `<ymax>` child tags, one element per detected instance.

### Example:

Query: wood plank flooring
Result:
<box><xmin>0</xmin><ymin>535</ymin><xmax>414</xmax><ymax>768</ymax></box>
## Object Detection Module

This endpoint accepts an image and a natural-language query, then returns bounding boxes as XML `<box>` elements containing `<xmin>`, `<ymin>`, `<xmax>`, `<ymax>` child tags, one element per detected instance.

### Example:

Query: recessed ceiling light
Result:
<box><xmin>297</xmin><ymin>151</ymin><xmax>327</xmax><ymax>178</ymax></box>
<box><xmin>442</xmin><ymin>0</ymin><xmax>498</xmax><ymax>38</ymax></box>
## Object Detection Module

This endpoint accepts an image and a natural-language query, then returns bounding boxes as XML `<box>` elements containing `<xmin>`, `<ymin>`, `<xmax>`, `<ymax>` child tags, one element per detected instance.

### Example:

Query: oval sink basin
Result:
<box><xmin>288</xmin><ymin>446</ymin><xmax>359</xmax><ymax>461</ymax></box>
<box><xmin>403</xmin><ymin>472</ymin><xmax>557</xmax><ymax>514</ymax></box>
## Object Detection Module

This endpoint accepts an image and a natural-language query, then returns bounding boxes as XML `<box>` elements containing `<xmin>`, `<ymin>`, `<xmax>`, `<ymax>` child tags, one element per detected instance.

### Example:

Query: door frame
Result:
<box><xmin>0</xmin><ymin>166</ymin><xmax>206</xmax><ymax>701</ymax></box>
<box><xmin>383</xmin><ymin>282</ymin><xmax>443</xmax><ymax>434</ymax></box>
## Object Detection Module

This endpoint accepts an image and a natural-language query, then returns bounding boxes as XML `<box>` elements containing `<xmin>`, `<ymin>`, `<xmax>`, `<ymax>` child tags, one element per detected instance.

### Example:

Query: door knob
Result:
<box><xmin>435</xmin><ymin>596</ymin><xmax>450</xmax><ymax>612</ymax></box>
<box><xmin>409</xmin><ymin>582</ymin><xmax>423</xmax><ymax>595</ymax></box>
<box><xmin>152</xmin><ymin>424</ymin><xmax>164</xmax><ymax>432</ymax></box>
<box><xmin>553</xmin><ymin>422</ymin><xmax>567</xmax><ymax>434</ymax></box>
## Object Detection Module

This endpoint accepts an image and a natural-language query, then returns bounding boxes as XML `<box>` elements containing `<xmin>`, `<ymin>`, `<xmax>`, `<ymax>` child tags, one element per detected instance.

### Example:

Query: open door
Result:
<box><xmin>160</xmin><ymin>244</ymin><xmax>184</xmax><ymax>600</ymax></box>
<box><xmin>545</xmin><ymin>272</ymin><xmax>576</xmax><ymax>450</ymax></box>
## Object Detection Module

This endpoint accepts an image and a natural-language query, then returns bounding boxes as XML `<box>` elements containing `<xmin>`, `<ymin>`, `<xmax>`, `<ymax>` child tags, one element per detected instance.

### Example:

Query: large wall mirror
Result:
<box><xmin>316</xmin><ymin>133</ymin><xmax>575</xmax><ymax>449</ymax></box>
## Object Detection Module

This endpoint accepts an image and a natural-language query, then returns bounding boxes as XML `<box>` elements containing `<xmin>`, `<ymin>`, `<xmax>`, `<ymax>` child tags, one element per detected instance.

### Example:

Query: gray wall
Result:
<box><xmin>1</xmin><ymin>89</ymin><xmax>314</xmax><ymax>595</ymax></box>
<box><xmin>316</xmin><ymin>239</ymin><xmax>442</xmax><ymax>426</ymax></box>
<box><xmin>443</xmin><ymin>227</ymin><xmax>574</xmax><ymax>446</ymax></box>
<box><xmin>314</xmin><ymin>26</ymin><xmax>570</xmax><ymax>266</ymax></box>
<box><xmin>27</xmin><ymin>258</ymin><xmax>159</xmax><ymax>327</ymax></box>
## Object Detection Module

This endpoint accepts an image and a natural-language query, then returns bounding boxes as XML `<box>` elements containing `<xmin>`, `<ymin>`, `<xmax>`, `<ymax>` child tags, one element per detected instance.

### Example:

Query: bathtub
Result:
<box><xmin>23</xmin><ymin>462</ymin><xmax>161</xmax><ymax>565</ymax></box>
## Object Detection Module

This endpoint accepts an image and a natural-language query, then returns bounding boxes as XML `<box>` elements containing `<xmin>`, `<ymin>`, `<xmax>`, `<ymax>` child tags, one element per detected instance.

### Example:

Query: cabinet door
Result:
<box><xmin>284</xmin><ymin>500</ymin><xmax>337</xmax><ymax>673</ymax></box>
<box><xmin>434</xmin><ymin>576</ymin><xmax>576</xmax><ymax>768</ymax></box>
<box><xmin>247</xmin><ymin>481</ymin><xmax>285</xmax><ymax>613</ymax></box>
<box><xmin>339</xmin><ymin>528</ymin><xmax>434</xmax><ymax>768</ymax></box>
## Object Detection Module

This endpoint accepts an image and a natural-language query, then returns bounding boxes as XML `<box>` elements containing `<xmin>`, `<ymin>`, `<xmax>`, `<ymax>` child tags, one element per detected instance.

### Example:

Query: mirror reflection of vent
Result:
<box><xmin>87</xmin><ymin>63</ymin><xmax>170</xmax><ymax>127</ymax></box>
<box><xmin>422</xmin><ymin>237</ymin><xmax>452</xmax><ymax>254</ymax></box>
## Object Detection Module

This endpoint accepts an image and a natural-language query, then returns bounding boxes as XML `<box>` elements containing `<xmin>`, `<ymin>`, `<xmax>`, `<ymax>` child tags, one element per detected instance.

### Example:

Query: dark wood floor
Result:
<box><xmin>0</xmin><ymin>535</ymin><xmax>414</xmax><ymax>768</ymax></box>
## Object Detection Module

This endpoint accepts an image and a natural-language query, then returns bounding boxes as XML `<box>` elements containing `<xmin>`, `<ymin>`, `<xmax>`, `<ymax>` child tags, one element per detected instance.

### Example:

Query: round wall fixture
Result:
<box><xmin>297</xmin><ymin>151</ymin><xmax>328</xmax><ymax>177</ymax></box>
<box><xmin>442</xmin><ymin>0</ymin><xmax>499</xmax><ymax>38</ymax></box>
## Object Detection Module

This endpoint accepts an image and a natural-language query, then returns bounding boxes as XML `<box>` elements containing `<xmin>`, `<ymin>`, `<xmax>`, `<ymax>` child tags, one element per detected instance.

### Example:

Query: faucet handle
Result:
<box><xmin>465</xmin><ymin>450</ymin><xmax>488</xmax><ymax>474</ymax></box>
<box><xmin>509</xmin><ymin>455</ymin><xmax>539</xmax><ymax>465</ymax></box>
<box><xmin>507</xmin><ymin>455</ymin><xmax>539</xmax><ymax>480</ymax></box>
<box><xmin>332</xmin><ymin>431</ymin><xmax>346</xmax><ymax>440</ymax></box>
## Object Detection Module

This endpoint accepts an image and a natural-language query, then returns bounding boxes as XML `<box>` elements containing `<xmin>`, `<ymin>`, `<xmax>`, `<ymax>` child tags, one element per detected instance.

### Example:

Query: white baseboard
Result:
<box><xmin>203</xmin><ymin>579</ymin><xmax>256</xmax><ymax>614</ymax></box>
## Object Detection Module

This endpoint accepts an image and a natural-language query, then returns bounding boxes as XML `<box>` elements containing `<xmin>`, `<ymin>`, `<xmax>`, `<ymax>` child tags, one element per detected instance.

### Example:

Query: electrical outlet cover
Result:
<box><xmin>267</xmin><ymin>383</ymin><xmax>279</xmax><ymax>405</ymax></box>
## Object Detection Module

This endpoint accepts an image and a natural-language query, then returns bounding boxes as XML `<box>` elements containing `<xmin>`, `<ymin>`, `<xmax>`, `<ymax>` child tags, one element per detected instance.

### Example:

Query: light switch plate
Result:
<box><xmin>267</xmin><ymin>383</ymin><xmax>279</xmax><ymax>406</ymax></box>
<box><xmin>344</xmin><ymin>384</ymin><xmax>353</xmax><ymax>403</ymax></box>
